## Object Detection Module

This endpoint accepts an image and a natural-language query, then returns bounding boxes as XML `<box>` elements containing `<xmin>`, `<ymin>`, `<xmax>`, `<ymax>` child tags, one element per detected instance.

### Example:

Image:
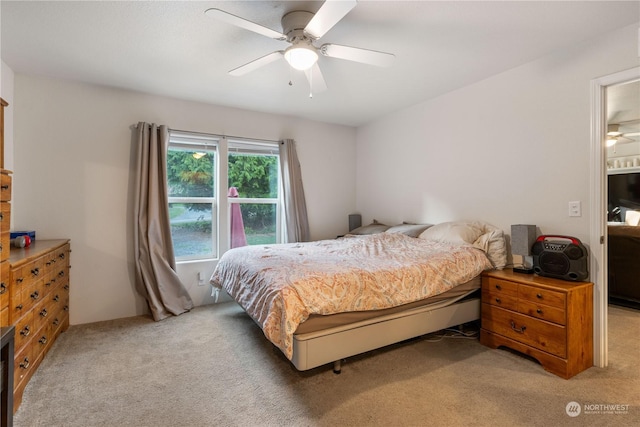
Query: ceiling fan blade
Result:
<box><xmin>229</xmin><ymin>51</ymin><xmax>284</xmax><ymax>76</ymax></box>
<box><xmin>304</xmin><ymin>0</ymin><xmax>357</xmax><ymax>40</ymax></box>
<box><xmin>304</xmin><ymin>63</ymin><xmax>328</xmax><ymax>95</ymax></box>
<box><xmin>320</xmin><ymin>43</ymin><xmax>395</xmax><ymax>67</ymax></box>
<box><xmin>205</xmin><ymin>8</ymin><xmax>286</xmax><ymax>40</ymax></box>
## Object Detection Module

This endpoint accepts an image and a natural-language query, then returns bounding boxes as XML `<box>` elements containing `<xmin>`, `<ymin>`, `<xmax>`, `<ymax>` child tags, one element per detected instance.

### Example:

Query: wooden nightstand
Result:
<box><xmin>480</xmin><ymin>269</ymin><xmax>593</xmax><ymax>379</ymax></box>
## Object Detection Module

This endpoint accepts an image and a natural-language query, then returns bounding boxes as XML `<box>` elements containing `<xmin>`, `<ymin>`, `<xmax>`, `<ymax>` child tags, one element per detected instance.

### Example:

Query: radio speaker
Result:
<box><xmin>531</xmin><ymin>235</ymin><xmax>588</xmax><ymax>281</ymax></box>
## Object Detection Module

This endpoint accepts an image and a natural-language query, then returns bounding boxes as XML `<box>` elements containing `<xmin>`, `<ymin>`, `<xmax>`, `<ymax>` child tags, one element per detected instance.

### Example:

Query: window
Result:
<box><xmin>167</xmin><ymin>131</ymin><xmax>282</xmax><ymax>261</ymax></box>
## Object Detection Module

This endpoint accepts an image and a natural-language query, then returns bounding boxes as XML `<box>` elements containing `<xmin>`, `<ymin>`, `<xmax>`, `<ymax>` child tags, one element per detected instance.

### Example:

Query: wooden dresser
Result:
<box><xmin>0</xmin><ymin>170</ymin><xmax>10</xmax><ymax>328</ymax></box>
<box><xmin>480</xmin><ymin>269</ymin><xmax>593</xmax><ymax>379</ymax></box>
<box><xmin>9</xmin><ymin>239</ymin><xmax>70</xmax><ymax>410</ymax></box>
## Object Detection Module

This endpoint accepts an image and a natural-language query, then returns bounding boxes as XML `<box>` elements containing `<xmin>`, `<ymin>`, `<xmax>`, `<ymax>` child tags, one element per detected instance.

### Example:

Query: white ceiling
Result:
<box><xmin>2</xmin><ymin>1</ymin><xmax>639</xmax><ymax>127</ymax></box>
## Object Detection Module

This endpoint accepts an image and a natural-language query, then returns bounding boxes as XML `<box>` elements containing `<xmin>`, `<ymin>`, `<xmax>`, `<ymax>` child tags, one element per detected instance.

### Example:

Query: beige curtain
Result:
<box><xmin>279</xmin><ymin>139</ymin><xmax>310</xmax><ymax>242</ymax></box>
<box><xmin>133</xmin><ymin>122</ymin><xmax>194</xmax><ymax>321</ymax></box>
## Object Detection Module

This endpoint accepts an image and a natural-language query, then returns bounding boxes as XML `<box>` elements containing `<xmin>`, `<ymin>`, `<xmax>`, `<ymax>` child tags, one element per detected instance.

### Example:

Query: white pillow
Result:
<box><xmin>385</xmin><ymin>224</ymin><xmax>432</xmax><ymax>238</ymax></box>
<box><xmin>418</xmin><ymin>221</ymin><xmax>484</xmax><ymax>245</ymax></box>
<box><xmin>418</xmin><ymin>220</ymin><xmax>507</xmax><ymax>269</ymax></box>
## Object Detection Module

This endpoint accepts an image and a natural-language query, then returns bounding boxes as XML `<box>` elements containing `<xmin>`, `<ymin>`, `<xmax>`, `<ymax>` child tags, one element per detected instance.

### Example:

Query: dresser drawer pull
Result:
<box><xmin>510</xmin><ymin>321</ymin><xmax>526</xmax><ymax>334</ymax></box>
<box><xmin>17</xmin><ymin>277</ymin><xmax>24</xmax><ymax>284</ymax></box>
<box><xmin>536</xmin><ymin>293</ymin><xmax>543</xmax><ymax>299</ymax></box>
<box><xmin>0</xmin><ymin>282</ymin><xmax>6</xmax><ymax>294</ymax></box>
<box><xmin>19</xmin><ymin>357</ymin><xmax>30</xmax><ymax>369</ymax></box>
<box><xmin>52</xmin><ymin>318</ymin><xmax>60</xmax><ymax>326</ymax></box>
<box><xmin>32</xmin><ymin>268</ymin><xmax>40</xmax><ymax>276</ymax></box>
<box><xmin>0</xmin><ymin>212</ymin><xmax>3</xmax><ymax>220</ymax></box>
<box><xmin>52</xmin><ymin>294</ymin><xmax>60</xmax><ymax>302</ymax></box>
<box><xmin>40</xmin><ymin>308</ymin><xmax>48</xmax><ymax>318</ymax></box>
<box><xmin>495</xmin><ymin>284</ymin><xmax>502</xmax><ymax>290</ymax></box>
<box><xmin>64</xmin><ymin>305</ymin><xmax>69</xmax><ymax>312</ymax></box>
<box><xmin>45</xmin><ymin>281</ymin><xmax>52</xmax><ymax>287</ymax></box>
<box><xmin>495</xmin><ymin>297</ymin><xmax>501</xmax><ymax>304</ymax></box>
<box><xmin>15</xmin><ymin>304</ymin><xmax>23</xmax><ymax>311</ymax></box>
<box><xmin>1</xmin><ymin>185</ymin><xmax>9</xmax><ymax>190</ymax></box>
<box><xmin>20</xmin><ymin>325</ymin><xmax>31</xmax><ymax>337</ymax></box>
<box><xmin>536</xmin><ymin>308</ymin><xmax>543</xmax><ymax>314</ymax></box>
<box><xmin>31</xmin><ymin>290</ymin><xmax>40</xmax><ymax>300</ymax></box>
<box><xmin>58</xmin><ymin>271</ymin><xmax>65</xmax><ymax>278</ymax></box>
<box><xmin>39</xmin><ymin>336</ymin><xmax>48</xmax><ymax>345</ymax></box>
<box><xmin>64</xmin><ymin>285</ymin><xmax>70</xmax><ymax>290</ymax></box>
<box><xmin>59</xmin><ymin>253</ymin><xmax>65</xmax><ymax>259</ymax></box>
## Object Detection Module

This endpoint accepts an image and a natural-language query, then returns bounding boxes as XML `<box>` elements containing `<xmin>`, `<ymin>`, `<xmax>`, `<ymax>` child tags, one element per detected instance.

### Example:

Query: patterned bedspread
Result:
<box><xmin>210</xmin><ymin>233</ymin><xmax>493</xmax><ymax>359</ymax></box>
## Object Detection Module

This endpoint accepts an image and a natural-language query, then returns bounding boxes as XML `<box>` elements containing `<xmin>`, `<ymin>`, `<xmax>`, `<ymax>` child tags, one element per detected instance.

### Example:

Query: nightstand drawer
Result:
<box><xmin>518</xmin><ymin>300</ymin><xmax>566</xmax><ymax>325</ymax></box>
<box><xmin>483</xmin><ymin>277</ymin><xmax>518</xmax><ymax>296</ymax></box>
<box><xmin>518</xmin><ymin>284</ymin><xmax>565</xmax><ymax>310</ymax></box>
<box><xmin>481</xmin><ymin>289</ymin><xmax>518</xmax><ymax>310</ymax></box>
<box><xmin>481</xmin><ymin>303</ymin><xmax>566</xmax><ymax>358</ymax></box>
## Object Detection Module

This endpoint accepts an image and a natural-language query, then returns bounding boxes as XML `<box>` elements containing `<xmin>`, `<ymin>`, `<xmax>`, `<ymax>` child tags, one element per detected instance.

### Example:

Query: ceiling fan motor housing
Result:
<box><xmin>282</xmin><ymin>11</ymin><xmax>316</xmax><ymax>43</ymax></box>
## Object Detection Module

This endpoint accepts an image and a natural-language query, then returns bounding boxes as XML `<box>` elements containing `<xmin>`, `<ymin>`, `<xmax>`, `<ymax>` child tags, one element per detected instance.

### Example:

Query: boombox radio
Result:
<box><xmin>531</xmin><ymin>235</ymin><xmax>589</xmax><ymax>281</ymax></box>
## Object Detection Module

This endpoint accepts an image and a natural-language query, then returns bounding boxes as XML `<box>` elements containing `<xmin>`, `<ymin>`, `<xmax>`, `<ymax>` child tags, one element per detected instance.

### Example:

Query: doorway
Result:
<box><xmin>590</xmin><ymin>66</ymin><xmax>640</xmax><ymax>368</ymax></box>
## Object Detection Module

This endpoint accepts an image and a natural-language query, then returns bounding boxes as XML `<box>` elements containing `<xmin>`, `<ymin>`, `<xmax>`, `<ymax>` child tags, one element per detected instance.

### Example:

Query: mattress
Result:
<box><xmin>294</xmin><ymin>277</ymin><xmax>480</xmax><ymax>335</ymax></box>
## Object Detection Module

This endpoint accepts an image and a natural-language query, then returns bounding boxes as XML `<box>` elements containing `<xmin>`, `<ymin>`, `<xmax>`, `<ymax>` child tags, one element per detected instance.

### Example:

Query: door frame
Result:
<box><xmin>590</xmin><ymin>66</ymin><xmax>640</xmax><ymax>367</ymax></box>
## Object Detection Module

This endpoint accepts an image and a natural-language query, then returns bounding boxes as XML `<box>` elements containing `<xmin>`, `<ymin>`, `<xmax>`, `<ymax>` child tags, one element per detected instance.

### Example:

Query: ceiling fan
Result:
<box><xmin>204</xmin><ymin>0</ymin><xmax>395</xmax><ymax>95</ymax></box>
<box><xmin>607</xmin><ymin>122</ymin><xmax>640</xmax><ymax>147</ymax></box>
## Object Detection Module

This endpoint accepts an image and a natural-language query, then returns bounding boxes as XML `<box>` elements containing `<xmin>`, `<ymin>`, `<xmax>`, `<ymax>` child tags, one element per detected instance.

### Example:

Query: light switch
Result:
<box><xmin>569</xmin><ymin>201</ymin><xmax>581</xmax><ymax>217</ymax></box>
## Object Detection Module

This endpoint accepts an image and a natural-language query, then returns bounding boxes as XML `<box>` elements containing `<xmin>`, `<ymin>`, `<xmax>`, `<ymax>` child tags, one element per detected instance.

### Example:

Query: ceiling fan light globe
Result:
<box><xmin>606</xmin><ymin>138</ymin><xmax>618</xmax><ymax>147</ymax></box>
<box><xmin>284</xmin><ymin>46</ymin><xmax>318</xmax><ymax>71</ymax></box>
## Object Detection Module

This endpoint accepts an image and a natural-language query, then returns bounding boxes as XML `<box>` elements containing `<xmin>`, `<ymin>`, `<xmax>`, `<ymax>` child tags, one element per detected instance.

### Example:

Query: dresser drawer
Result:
<box><xmin>0</xmin><ymin>173</ymin><xmax>10</xmax><ymax>202</ymax></box>
<box><xmin>14</xmin><ymin>344</ymin><xmax>33</xmax><ymax>387</ymax></box>
<box><xmin>14</xmin><ymin>311</ymin><xmax>34</xmax><ymax>351</ymax></box>
<box><xmin>518</xmin><ymin>284</ymin><xmax>566</xmax><ymax>310</ymax></box>
<box><xmin>0</xmin><ymin>262</ymin><xmax>8</xmax><ymax>312</ymax></box>
<box><xmin>481</xmin><ymin>303</ymin><xmax>566</xmax><ymax>358</ymax></box>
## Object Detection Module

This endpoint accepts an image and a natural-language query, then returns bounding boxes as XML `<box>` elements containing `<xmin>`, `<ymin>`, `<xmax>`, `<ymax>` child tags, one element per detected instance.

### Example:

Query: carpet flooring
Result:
<box><xmin>12</xmin><ymin>302</ymin><xmax>639</xmax><ymax>427</ymax></box>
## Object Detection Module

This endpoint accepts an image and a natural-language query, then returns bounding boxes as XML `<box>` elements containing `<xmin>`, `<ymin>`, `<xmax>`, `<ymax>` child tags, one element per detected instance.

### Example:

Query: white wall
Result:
<box><xmin>10</xmin><ymin>75</ymin><xmax>356</xmax><ymax>324</ymax></box>
<box><xmin>356</xmin><ymin>23</ymin><xmax>639</xmax><ymax>246</ymax></box>
<box><xmin>1</xmin><ymin>61</ymin><xmax>14</xmax><ymax>171</ymax></box>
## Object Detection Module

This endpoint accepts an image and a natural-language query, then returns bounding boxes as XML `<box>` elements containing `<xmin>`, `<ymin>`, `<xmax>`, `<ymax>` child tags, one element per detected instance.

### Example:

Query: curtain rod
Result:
<box><xmin>132</xmin><ymin>123</ymin><xmax>280</xmax><ymax>144</ymax></box>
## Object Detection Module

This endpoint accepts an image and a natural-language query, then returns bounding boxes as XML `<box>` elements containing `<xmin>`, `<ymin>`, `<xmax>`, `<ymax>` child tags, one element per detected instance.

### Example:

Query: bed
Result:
<box><xmin>210</xmin><ymin>220</ymin><xmax>507</xmax><ymax>372</ymax></box>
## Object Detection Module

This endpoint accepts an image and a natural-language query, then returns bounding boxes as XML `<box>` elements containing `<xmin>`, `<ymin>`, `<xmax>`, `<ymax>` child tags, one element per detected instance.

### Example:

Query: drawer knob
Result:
<box><xmin>0</xmin><ymin>212</ymin><xmax>3</xmax><ymax>220</ymax></box>
<box><xmin>31</xmin><ymin>290</ymin><xmax>40</xmax><ymax>300</ymax></box>
<box><xmin>536</xmin><ymin>308</ymin><xmax>542</xmax><ymax>314</ymax></box>
<box><xmin>495</xmin><ymin>284</ymin><xmax>502</xmax><ymax>290</ymax></box>
<box><xmin>17</xmin><ymin>277</ymin><xmax>24</xmax><ymax>283</ymax></box>
<box><xmin>536</xmin><ymin>293</ymin><xmax>543</xmax><ymax>299</ymax></box>
<box><xmin>52</xmin><ymin>318</ymin><xmax>60</xmax><ymax>326</ymax></box>
<box><xmin>39</xmin><ymin>336</ymin><xmax>48</xmax><ymax>345</ymax></box>
<box><xmin>495</xmin><ymin>297</ymin><xmax>501</xmax><ymax>304</ymax></box>
<box><xmin>53</xmin><ymin>295</ymin><xmax>60</xmax><ymax>302</ymax></box>
<box><xmin>20</xmin><ymin>325</ymin><xmax>31</xmax><ymax>337</ymax></box>
<box><xmin>20</xmin><ymin>357</ymin><xmax>30</xmax><ymax>369</ymax></box>
<box><xmin>510</xmin><ymin>321</ymin><xmax>526</xmax><ymax>334</ymax></box>
<box><xmin>15</xmin><ymin>304</ymin><xmax>23</xmax><ymax>311</ymax></box>
<box><xmin>40</xmin><ymin>308</ymin><xmax>48</xmax><ymax>318</ymax></box>
<box><xmin>1</xmin><ymin>185</ymin><xmax>9</xmax><ymax>190</ymax></box>
<box><xmin>0</xmin><ymin>282</ymin><xmax>6</xmax><ymax>294</ymax></box>
<box><xmin>32</xmin><ymin>268</ymin><xmax>40</xmax><ymax>276</ymax></box>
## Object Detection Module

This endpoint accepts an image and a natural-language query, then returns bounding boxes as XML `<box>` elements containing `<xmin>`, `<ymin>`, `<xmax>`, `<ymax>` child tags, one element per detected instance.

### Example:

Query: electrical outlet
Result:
<box><xmin>569</xmin><ymin>201</ymin><xmax>581</xmax><ymax>217</ymax></box>
<box><xmin>197</xmin><ymin>272</ymin><xmax>206</xmax><ymax>286</ymax></box>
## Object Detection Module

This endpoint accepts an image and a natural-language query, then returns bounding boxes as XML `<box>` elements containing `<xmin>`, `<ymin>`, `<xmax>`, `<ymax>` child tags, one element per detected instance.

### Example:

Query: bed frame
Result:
<box><xmin>291</xmin><ymin>291</ymin><xmax>480</xmax><ymax>373</ymax></box>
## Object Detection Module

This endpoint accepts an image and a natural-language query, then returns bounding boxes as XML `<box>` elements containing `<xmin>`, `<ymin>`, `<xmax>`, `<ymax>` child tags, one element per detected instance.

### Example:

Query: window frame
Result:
<box><xmin>167</xmin><ymin>131</ymin><xmax>282</xmax><ymax>262</ymax></box>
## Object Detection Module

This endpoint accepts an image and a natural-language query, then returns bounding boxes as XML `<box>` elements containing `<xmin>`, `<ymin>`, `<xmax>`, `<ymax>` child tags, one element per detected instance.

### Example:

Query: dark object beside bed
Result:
<box><xmin>608</xmin><ymin>225</ymin><xmax>640</xmax><ymax>307</ymax></box>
